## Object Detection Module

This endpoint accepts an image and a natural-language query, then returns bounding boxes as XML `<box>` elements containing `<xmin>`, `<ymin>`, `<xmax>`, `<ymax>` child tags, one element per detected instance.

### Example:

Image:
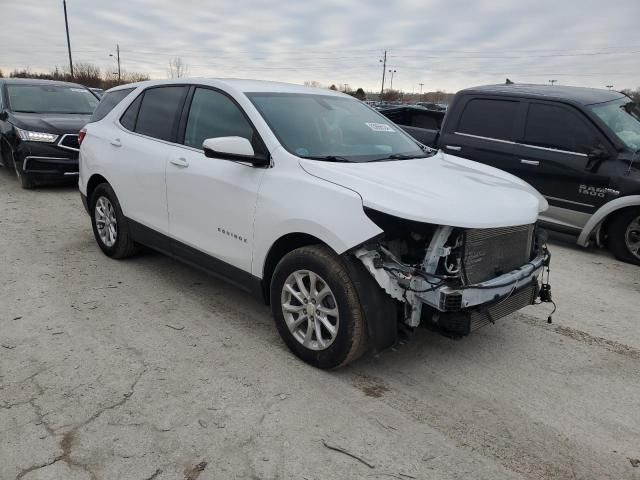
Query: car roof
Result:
<box><xmin>0</xmin><ymin>77</ymin><xmax>89</xmax><ymax>89</ymax></box>
<box><xmin>458</xmin><ymin>83</ymin><xmax>626</xmax><ymax>106</ymax></box>
<box><xmin>107</xmin><ymin>78</ymin><xmax>349</xmax><ymax>98</ymax></box>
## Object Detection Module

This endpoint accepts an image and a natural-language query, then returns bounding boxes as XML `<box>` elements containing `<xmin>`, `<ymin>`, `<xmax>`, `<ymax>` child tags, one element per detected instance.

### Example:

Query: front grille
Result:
<box><xmin>58</xmin><ymin>134</ymin><xmax>80</xmax><ymax>151</ymax></box>
<box><xmin>437</xmin><ymin>282</ymin><xmax>538</xmax><ymax>336</ymax></box>
<box><xmin>463</xmin><ymin>224</ymin><xmax>534</xmax><ymax>284</ymax></box>
<box><xmin>468</xmin><ymin>282</ymin><xmax>538</xmax><ymax>331</ymax></box>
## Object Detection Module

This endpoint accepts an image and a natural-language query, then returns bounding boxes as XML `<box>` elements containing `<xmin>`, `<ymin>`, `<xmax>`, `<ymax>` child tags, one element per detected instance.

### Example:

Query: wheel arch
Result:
<box><xmin>260</xmin><ymin>232</ymin><xmax>332</xmax><ymax>304</ymax></box>
<box><xmin>86</xmin><ymin>173</ymin><xmax>112</xmax><ymax>204</ymax></box>
<box><xmin>577</xmin><ymin>195</ymin><xmax>640</xmax><ymax>246</ymax></box>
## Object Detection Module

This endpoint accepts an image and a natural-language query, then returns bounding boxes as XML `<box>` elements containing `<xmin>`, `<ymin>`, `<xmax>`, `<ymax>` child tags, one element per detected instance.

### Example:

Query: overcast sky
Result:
<box><xmin>1</xmin><ymin>0</ymin><xmax>638</xmax><ymax>93</ymax></box>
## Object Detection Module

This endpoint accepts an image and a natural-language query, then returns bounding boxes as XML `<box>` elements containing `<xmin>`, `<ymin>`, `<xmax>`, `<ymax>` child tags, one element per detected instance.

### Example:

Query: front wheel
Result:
<box><xmin>14</xmin><ymin>161</ymin><xmax>36</xmax><ymax>189</ymax></box>
<box><xmin>270</xmin><ymin>245</ymin><xmax>368</xmax><ymax>369</ymax></box>
<box><xmin>607</xmin><ymin>208</ymin><xmax>640</xmax><ymax>266</ymax></box>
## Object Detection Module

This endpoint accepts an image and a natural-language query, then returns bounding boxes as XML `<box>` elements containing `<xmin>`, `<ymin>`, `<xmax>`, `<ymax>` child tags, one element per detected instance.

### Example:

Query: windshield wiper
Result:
<box><xmin>300</xmin><ymin>155</ymin><xmax>351</xmax><ymax>163</ymax></box>
<box><xmin>369</xmin><ymin>153</ymin><xmax>428</xmax><ymax>162</ymax></box>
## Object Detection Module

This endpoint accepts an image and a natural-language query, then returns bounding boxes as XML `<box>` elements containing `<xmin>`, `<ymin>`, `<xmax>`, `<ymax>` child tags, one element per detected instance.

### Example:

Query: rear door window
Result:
<box><xmin>457</xmin><ymin>98</ymin><xmax>519</xmax><ymax>141</ymax></box>
<box><xmin>524</xmin><ymin>103</ymin><xmax>599</xmax><ymax>154</ymax></box>
<box><xmin>89</xmin><ymin>88</ymin><xmax>134</xmax><ymax>122</ymax></box>
<box><xmin>132</xmin><ymin>86</ymin><xmax>187</xmax><ymax>142</ymax></box>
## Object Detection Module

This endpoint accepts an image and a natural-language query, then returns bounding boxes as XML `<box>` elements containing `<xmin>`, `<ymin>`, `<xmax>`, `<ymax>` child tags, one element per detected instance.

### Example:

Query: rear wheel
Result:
<box><xmin>607</xmin><ymin>208</ymin><xmax>640</xmax><ymax>265</ymax></box>
<box><xmin>270</xmin><ymin>245</ymin><xmax>368</xmax><ymax>369</ymax></box>
<box><xmin>89</xmin><ymin>183</ymin><xmax>139</xmax><ymax>259</ymax></box>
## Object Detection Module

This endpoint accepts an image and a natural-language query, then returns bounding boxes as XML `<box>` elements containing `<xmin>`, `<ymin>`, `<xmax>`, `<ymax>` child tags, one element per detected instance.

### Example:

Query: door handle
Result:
<box><xmin>110</xmin><ymin>138</ymin><xmax>122</xmax><ymax>147</ymax></box>
<box><xmin>170</xmin><ymin>157</ymin><xmax>189</xmax><ymax>168</ymax></box>
<box><xmin>446</xmin><ymin>145</ymin><xmax>462</xmax><ymax>151</ymax></box>
<box><xmin>520</xmin><ymin>159</ymin><xmax>540</xmax><ymax>166</ymax></box>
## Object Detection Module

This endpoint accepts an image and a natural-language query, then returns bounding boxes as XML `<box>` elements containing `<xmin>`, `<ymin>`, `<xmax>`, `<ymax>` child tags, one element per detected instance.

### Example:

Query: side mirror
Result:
<box><xmin>0</xmin><ymin>110</ymin><xmax>8</xmax><ymax>121</ymax></box>
<box><xmin>585</xmin><ymin>145</ymin><xmax>610</xmax><ymax>172</ymax></box>
<box><xmin>202</xmin><ymin>137</ymin><xmax>269</xmax><ymax>166</ymax></box>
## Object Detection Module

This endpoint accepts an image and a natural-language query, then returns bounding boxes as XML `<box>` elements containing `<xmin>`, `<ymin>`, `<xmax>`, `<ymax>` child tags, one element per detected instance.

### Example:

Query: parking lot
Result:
<box><xmin>1</xmin><ymin>168</ymin><xmax>639</xmax><ymax>480</ymax></box>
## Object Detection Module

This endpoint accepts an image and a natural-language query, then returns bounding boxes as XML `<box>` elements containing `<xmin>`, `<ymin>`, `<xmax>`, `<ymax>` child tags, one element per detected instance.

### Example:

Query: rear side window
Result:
<box><xmin>132</xmin><ymin>86</ymin><xmax>187</xmax><ymax>141</ymax></box>
<box><xmin>524</xmin><ymin>103</ymin><xmax>598</xmax><ymax>153</ymax></box>
<box><xmin>120</xmin><ymin>94</ymin><xmax>142</xmax><ymax>131</ymax></box>
<box><xmin>184</xmin><ymin>88</ymin><xmax>254</xmax><ymax>149</ymax></box>
<box><xmin>89</xmin><ymin>88</ymin><xmax>134</xmax><ymax>122</ymax></box>
<box><xmin>457</xmin><ymin>98</ymin><xmax>519</xmax><ymax>141</ymax></box>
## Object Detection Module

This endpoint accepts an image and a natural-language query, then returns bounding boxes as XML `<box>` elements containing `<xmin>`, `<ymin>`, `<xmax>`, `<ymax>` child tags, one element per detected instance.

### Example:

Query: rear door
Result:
<box><xmin>514</xmin><ymin>101</ymin><xmax>613</xmax><ymax>229</ymax></box>
<box><xmin>440</xmin><ymin>96</ymin><xmax>522</xmax><ymax>172</ymax></box>
<box><xmin>113</xmin><ymin>85</ymin><xmax>188</xmax><ymax>235</ymax></box>
<box><xmin>165</xmin><ymin>86</ymin><xmax>268</xmax><ymax>274</ymax></box>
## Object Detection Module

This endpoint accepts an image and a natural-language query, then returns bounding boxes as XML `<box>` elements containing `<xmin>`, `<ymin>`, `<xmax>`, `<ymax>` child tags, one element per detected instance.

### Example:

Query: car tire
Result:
<box><xmin>89</xmin><ymin>183</ymin><xmax>139</xmax><ymax>259</ymax></box>
<box><xmin>607</xmin><ymin>208</ymin><xmax>640</xmax><ymax>266</ymax></box>
<box><xmin>14</xmin><ymin>160</ymin><xmax>36</xmax><ymax>189</ymax></box>
<box><xmin>270</xmin><ymin>245</ymin><xmax>368</xmax><ymax>369</ymax></box>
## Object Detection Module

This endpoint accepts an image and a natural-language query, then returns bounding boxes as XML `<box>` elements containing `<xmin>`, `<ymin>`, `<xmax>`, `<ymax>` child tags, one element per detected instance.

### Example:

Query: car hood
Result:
<box><xmin>299</xmin><ymin>151</ymin><xmax>547</xmax><ymax>229</ymax></box>
<box><xmin>9</xmin><ymin>112</ymin><xmax>91</xmax><ymax>135</ymax></box>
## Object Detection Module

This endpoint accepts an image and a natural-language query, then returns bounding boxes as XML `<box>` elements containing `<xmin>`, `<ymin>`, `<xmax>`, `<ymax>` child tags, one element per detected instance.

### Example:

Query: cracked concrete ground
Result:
<box><xmin>1</xmin><ymin>168</ymin><xmax>639</xmax><ymax>480</ymax></box>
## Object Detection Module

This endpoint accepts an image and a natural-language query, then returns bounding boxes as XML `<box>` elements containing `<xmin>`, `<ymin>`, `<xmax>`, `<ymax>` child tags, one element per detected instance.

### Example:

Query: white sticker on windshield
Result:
<box><xmin>366</xmin><ymin>122</ymin><xmax>395</xmax><ymax>132</ymax></box>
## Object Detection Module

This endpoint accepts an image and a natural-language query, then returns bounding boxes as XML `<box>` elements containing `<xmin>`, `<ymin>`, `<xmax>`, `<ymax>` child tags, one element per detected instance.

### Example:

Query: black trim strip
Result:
<box><xmin>127</xmin><ymin>218</ymin><xmax>263</xmax><ymax>299</ymax></box>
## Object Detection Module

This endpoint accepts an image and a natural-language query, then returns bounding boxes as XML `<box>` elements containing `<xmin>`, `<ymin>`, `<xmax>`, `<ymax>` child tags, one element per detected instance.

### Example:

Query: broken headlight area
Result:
<box><xmin>355</xmin><ymin>209</ymin><xmax>550</xmax><ymax>337</ymax></box>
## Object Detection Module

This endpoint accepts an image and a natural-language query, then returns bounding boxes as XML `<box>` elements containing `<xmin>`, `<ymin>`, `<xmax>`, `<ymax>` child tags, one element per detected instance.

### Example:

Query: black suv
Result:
<box><xmin>381</xmin><ymin>84</ymin><xmax>640</xmax><ymax>265</ymax></box>
<box><xmin>0</xmin><ymin>78</ymin><xmax>99</xmax><ymax>188</ymax></box>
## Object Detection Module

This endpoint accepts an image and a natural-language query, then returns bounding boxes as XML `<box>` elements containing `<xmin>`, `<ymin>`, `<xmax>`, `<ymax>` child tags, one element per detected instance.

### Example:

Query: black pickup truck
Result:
<box><xmin>380</xmin><ymin>84</ymin><xmax>640</xmax><ymax>265</ymax></box>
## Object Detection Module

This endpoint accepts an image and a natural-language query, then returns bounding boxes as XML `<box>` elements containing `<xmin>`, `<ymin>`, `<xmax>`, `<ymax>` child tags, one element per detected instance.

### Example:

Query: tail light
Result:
<box><xmin>78</xmin><ymin>128</ymin><xmax>87</xmax><ymax>146</ymax></box>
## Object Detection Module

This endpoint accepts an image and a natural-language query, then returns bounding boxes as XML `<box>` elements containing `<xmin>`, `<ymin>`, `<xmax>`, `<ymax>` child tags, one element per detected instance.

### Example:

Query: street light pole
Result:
<box><xmin>379</xmin><ymin>50</ymin><xmax>387</xmax><ymax>100</ymax></box>
<box><xmin>62</xmin><ymin>0</ymin><xmax>73</xmax><ymax>78</ymax></box>
<box><xmin>389</xmin><ymin>69</ymin><xmax>396</xmax><ymax>90</ymax></box>
<box><xmin>110</xmin><ymin>44</ymin><xmax>122</xmax><ymax>83</ymax></box>
<box><xmin>549</xmin><ymin>79</ymin><xmax>557</xmax><ymax>86</ymax></box>
<box><xmin>419</xmin><ymin>83</ymin><xmax>424</xmax><ymax>94</ymax></box>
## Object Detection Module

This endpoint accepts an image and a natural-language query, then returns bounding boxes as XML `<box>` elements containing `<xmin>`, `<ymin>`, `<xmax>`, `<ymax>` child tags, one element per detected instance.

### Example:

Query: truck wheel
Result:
<box><xmin>607</xmin><ymin>208</ymin><xmax>640</xmax><ymax>265</ymax></box>
<box><xmin>90</xmin><ymin>183</ymin><xmax>139</xmax><ymax>259</ymax></box>
<box><xmin>270</xmin><ymin>245</ymin><xmax>368</xmax><ymax>369</ymax></box>
<box><xmin>14</xmin><ymin>159</ymin><xmax>36</xmax><ymax>189</ymax></box>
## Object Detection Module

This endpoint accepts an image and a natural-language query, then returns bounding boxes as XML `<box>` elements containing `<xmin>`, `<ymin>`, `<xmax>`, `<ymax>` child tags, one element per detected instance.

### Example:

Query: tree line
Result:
<box><xmin>0</xmin><ymin>63</ymin><xmax>149</xmax><ymax>89</ymax></box>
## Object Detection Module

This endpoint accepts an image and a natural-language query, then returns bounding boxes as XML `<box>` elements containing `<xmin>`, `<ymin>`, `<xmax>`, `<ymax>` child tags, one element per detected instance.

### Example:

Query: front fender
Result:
<box><xmin>578</xmin><ymin>195</ymin><xmax>640</xmax><ymax>246</ymax></box>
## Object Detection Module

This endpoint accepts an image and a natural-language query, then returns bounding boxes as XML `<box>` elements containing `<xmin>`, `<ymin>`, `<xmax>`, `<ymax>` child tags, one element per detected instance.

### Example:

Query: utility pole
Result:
<box><xmin>419</xmin><ymin>83</ymin><xmax>424</xmax><ymax>94</ymax></box>
<box><xmin>379</xmin><ymin>50</ymin><xmax>387</xmax><ymax>100</ymax></box>
<box><xmin>63</xmin><ymin>0</ymin><xmax>73</xmax><ymax>78</ymax></box>
<box><xmin>548</xmin><ymin>79</ymin><xmax>557</xmax><ymax>86</ymax></box>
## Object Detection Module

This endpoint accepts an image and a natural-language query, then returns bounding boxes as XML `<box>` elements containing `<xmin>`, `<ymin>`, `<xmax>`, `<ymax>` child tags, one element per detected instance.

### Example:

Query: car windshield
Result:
<box><xmin>7</xmin><ymin>84</ymin><xmax>99</xmax><ymax>115</ymax></box>
<box><xmin>591</xmin><ymin>98</ymin><xmax>640</xmax><ymax>151</ymax></box>
<box><xmin>247</xmin><ymin>92</ymin><xmax>428</xmax><ymax>162</ymax></box>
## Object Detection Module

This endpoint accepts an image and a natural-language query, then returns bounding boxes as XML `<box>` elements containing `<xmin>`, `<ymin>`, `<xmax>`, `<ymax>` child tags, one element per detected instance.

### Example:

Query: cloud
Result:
<box><xmin>0</xmin><ymin>0</ymin><xmax>638</xmax><ymax>92</ymax></box>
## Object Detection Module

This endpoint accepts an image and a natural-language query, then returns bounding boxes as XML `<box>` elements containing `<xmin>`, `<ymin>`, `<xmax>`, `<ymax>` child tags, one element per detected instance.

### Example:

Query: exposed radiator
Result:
<box><xmin>463</xmin><ymin>224</ymin><xmax>534</xmax><ymax>284</ymax></box>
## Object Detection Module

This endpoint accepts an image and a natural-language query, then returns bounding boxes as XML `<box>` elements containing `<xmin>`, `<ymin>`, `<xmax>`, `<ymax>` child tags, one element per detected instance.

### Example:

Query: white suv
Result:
<box><xmin>79</xmin><ymin>79</ymin><xmax>550</xmax><ymax>369</ymax></box>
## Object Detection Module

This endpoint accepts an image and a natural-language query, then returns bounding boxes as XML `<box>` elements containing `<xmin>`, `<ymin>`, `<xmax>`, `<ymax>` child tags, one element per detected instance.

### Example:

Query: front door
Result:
<box><xmin>166</xmin><ymin>86</ymin><xmax>268</xmax><ymax>274</ymax></box>
<box><xmin>513</xmin><ymin>101</ymin><xmax>614</xmax><ymax>231</ymax></box>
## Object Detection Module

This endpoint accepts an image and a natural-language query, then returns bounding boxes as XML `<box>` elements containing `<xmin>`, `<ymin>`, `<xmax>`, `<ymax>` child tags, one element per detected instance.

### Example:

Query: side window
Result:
<box><xmin>89</xmin><ymin>88</ymin><xmax>134</xmax><ymax>122</ymax></box>
<box><xmin>120</xmin><ymin>94</ymin><xmax>142</xmax><ymax>131</ymax></box>
<box><xmin>184</xmin><ymin>88</ymin><xmax>255</xmax><ymax>149</ymax></box>
<box><xmin>133</xmin><ymin>86</ymin><xmax>187</xmax><ymax>141</ymax></box>
<box><xmin>457</xmin><ymin>98</ymin><xmax>519</xmax><ymax>141</ymax></box>
<box><xmin>524</xmin><ymin>103</ymin><xmax>598</xmax><ymax>153</ymax></box>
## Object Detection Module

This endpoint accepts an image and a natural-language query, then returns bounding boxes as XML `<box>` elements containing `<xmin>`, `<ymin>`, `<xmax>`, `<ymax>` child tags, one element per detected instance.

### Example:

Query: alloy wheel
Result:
<box><xmin>281</xmin><ymin>270</ymin><xmax>340</xmax><ymax>351</ymax></box>
<box><xmin>95</xmin><ymin>196</ymin><xmax>118</xmax><ymax>247</ymax></box>
<box><xmin>625</xmin><ymin>215</ymin><xmax>640</xmax><ymax>260</ymax></box>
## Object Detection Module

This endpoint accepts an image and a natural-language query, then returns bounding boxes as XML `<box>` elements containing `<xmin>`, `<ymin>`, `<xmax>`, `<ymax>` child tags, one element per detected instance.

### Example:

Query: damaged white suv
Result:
<box><xmin>79</xmin><ymin>79</ymin><xmax>550</xmax><ymax>369</ymax></box>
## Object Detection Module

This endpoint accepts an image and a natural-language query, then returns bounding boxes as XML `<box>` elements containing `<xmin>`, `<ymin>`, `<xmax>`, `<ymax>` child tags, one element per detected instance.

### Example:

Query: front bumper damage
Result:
<box><xmin>355</xmin><ymin>224</ymin><xmax>548</xmax><ymax>336</ymax></box>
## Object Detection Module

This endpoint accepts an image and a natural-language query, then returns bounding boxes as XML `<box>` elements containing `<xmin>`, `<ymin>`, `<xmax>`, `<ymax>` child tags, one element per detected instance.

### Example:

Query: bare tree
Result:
<box><xmin>304</xmin><ymin>80</ymin><xmax>323</xmax><ymax>88</ymax></box>
<box><xmin>167</xmin><ymin>56</ymin><xmax>189</xmax><ymax>78</ymax></box>
<box><xmin>0</xmin><ymin>69</ymin><xmax>3</xmax><ymax>78</ymax></box>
